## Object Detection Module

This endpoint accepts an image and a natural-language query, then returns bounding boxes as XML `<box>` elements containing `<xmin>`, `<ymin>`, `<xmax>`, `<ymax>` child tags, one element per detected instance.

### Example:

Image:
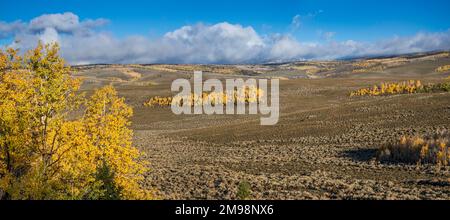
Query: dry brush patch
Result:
<box><xmin>378</xmin><ymin>130</ymin><xmax>450</xmax><ymax>166</ymax></box>
<box><xmin>436</xmin><ymin>65</ymin><xmax>450</xmax><ymax>73</ymax></box>
<box><xmin>352</xmin><ymin>65</ymin><xmax>385</xmax><ymax>73</ymax></box>
<box><xmin>291</xmin><ymin>64</ymin><xmax>336</xmax><ymax>76</ymax></box>
<box><xmin>351</xmin><ymin>61</ymin><xmax>385</xmax><ymax>73</ymax></box>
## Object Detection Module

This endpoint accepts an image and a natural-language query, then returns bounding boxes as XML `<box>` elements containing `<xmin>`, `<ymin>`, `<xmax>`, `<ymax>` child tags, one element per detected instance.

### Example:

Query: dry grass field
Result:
<box><xmin>73</xmin><ymin>51</ymin><xmax>450</xmax><ymax>199</ymax></box>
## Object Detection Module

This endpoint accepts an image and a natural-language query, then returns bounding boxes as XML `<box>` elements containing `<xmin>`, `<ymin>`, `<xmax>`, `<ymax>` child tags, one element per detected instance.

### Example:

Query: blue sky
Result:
<box><xmin>1</xmin><ymin>0</ymin><xmax>450</xmax><ymax>64</ymax></box>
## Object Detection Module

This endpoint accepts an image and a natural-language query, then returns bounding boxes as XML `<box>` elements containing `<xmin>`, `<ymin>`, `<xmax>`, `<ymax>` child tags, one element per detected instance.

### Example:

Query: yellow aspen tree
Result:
<box><xmin>1</xmin><ymin>43</ymin><xmax>153</xmax><ymax>200</ymax></box>
<box><xmin>0</xmin><ymin>49</ymin><xmax>35</xmax><ymax>199</ymax></box>
<box><xmin>5</xmin><ymin>42</ymin><xmax>83</xmax><ymax>199</ymax></box>
<box><xmin>84</xmin><ymin>86</ymin><xmax>153</xmax><ymax>199</ymax></box>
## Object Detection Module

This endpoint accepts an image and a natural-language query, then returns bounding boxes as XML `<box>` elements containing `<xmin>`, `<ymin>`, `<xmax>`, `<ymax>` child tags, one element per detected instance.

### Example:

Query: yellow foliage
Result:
<box><xmin>378</xmin><ymin>130</ymin><xmax>450</xmax><ymax>166</ymax></box>
<box><xmin>84</xmin><ymin>86</ymin><xmax>152</xmax><ymax>199</ymax></box>
<box><xmin>350</xmin><ymin>80</ymin><xmax>423</xmax><ymax>96</ymax></box>
<box><xmin>436</xmin><ymin>65</ymin><xmax>450</xmax><ymax>73</ymax></box>
<box><xmin>0</xmin><ymin>43</ymin><xmax>152</xmax><ymax>200</ymax></box>
<box><xmin>291</xmin><ymin>65</ymin><xmax>334</xmax><ymax>75</ymax></box>
<box><xmin>352</xmin><ymin>65</ymin><xmax>385</xmax><ymax>73</ymax></box>
<box><xmin>352</xmin><ymin>61</ymin><xmax>379</xmax><ymax>68</ymax></box>
<box><xmin>144</xmin><ymin>86</ymin><xmax>264</xmax><ymax>107</ymax></box>
<box><xmin>145</xmin><ymin>64</ymin><xmax>243</xmax><ymax>75</ymax></box>
<box><xmin>144</xmin><ymin>96</ymin><xmax>173</xmax><ymax>107</ymax></box>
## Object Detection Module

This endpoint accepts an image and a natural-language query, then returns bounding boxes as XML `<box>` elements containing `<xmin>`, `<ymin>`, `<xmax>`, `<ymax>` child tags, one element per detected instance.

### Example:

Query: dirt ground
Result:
<box><xmin>75</xmin><ymin>55</ymin><xmax>450</xmax><ymax>200</ymax></box>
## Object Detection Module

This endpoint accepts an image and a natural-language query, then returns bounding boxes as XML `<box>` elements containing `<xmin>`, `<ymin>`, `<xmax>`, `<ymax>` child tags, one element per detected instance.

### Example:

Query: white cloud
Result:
<box><xmin>29</xmin><ymin>12</ymin><xmax>80</xmax><ymax>33</ymax></box>
<box><xmin>0</xmin><ymin>20</ymin><xmax>26</xmax><ymax>38</ymax></box>
<box><xmin>365</xmin><ymin>32</ymin><xmax>450</xmax><ymax>55</ymax></box>
<box><xmin>39</xmin><ymin>27</ymin><xmax>60</xmax><ymax>44</ymax></box>
<box><xmin>28</xmin><ymin>12</ymin><xmax>108</xmax><ymax>35</ymax></box>
<box><xmin>291</xmin><ymin>15</ymin><xmax>301</xmax><ymax>30</ymax></box>
<box><xmin>161</xmin><ymin>22</ymin><xmax>265</xmax><ymax>63</ymax></box>
<box><xmin>269</xmin><ymin>35</ymin><xmax>304</xmax><ymax>61</ymax></box>
<box><xmin>1</xmin><ymin>12</ymin><xmax>450</xmax><ymax>64</ymax></box>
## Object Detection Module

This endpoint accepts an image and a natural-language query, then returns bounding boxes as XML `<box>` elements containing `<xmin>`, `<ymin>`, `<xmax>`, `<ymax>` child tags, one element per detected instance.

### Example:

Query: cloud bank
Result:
<box><xmin>1</xmin><ymin>12</ymin><xmax>450</xmax><ymax>64</ymax></box>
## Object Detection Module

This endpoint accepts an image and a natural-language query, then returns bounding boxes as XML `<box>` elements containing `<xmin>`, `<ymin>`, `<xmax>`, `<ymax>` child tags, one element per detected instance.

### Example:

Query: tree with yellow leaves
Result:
<box><xmin>0</xmin><ymin>42</ymin><xmax>152</xmax><ymax>200</ymax></box>
<box><xmin>83</xmin><ymin>86</ymin><xmax>152</xmax><ymax>199</ymax></box>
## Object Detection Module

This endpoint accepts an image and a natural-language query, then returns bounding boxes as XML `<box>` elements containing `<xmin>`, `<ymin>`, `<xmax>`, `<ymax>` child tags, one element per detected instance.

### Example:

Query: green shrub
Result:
<box><xmin>236</xmin><ymin>181</ymin><xmax>252</xmax><ymax>200</ymax></box>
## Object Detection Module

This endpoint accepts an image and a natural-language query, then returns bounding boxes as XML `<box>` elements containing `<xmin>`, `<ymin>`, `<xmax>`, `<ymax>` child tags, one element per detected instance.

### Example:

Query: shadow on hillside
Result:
<box><xmin>341</xmin><ymin>148</ymin><xmax>377</xmax><ymax>162</ymax></box>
